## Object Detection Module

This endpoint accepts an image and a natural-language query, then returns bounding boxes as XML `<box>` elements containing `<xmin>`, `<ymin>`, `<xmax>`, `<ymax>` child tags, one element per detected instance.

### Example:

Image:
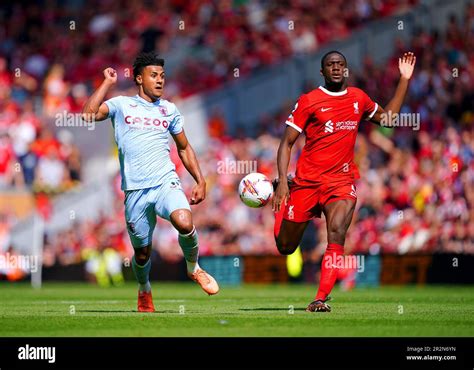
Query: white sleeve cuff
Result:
<box><xmin>368</xmin><ymin>103</ymin><xmax>378</xmax><ymax>119</ymax></box>
<box><xmin>285</xmin><ymin>120</ymin><xmax>303</xmax><ymax>133</ymax></box>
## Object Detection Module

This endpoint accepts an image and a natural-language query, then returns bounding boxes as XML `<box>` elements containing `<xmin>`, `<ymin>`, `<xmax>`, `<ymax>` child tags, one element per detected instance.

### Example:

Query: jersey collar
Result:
<box><xmin>135</xmin><ymin>94</ymin><xmax>161</xmax><ymax>106</ymax></box>
<box><xmin>319</xmin><ymin>86</ymin><xmax>348</xmax><ymax>96</ymax></box>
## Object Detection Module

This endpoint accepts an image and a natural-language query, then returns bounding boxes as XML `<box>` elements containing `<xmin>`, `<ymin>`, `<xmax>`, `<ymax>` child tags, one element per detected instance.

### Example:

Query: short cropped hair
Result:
<box><xmin>320</xmin><ymin>50</ymin><xmax>347</xmax><ymax>68</ymax></box>
<box><xmin>133</xmin><ymin>52</ymin><xmax>165</xmax><ymax>84</ymax></box>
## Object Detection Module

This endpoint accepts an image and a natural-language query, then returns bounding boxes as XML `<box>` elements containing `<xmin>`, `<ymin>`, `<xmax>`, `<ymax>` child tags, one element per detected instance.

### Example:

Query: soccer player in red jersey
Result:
<box><xmin>272</xmin><ymin>50</ymin><xmax>416</xmax><ymax>312</ymax></box>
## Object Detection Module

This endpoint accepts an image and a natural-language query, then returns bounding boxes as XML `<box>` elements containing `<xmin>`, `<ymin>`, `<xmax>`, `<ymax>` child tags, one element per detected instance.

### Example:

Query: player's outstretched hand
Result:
<box><xmin>190</xmin><ymin>182</ymin><xmax>206</xmax><ymax>205</ymax></box>
<box><xmin>272</xmin><ymin>181</ymin><xmax>289</xmax><ymax>212</ymax></box>
<box><xmin>103</xmin><ymin>67</ymin><xmax>118</xmax><ymax>85</ymax></box>
<box><xmin>399</xmin><ymin>52</ymin><xmax>416</xmax><ymax>80</ymax></box>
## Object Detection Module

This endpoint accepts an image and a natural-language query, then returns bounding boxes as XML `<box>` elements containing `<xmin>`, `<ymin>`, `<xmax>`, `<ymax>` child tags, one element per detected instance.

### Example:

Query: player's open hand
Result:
<box><xmin>103</xmin><ymin>67</ymin><xmax>117</xmax><ymax>85</ymax></box>
<box><xmin>399</xmin><ymin>52</ymin><xmax>416</xmax><ymax>80</ymax></box>
<box><xmin>190</xmin><ymin>182</ymin><xmax>206</xmax><ymax>205</ymax></box>
<box><xmin>272</xmin><ymin>181</ymin><xmax>289</xmax><ymax>212</ymax></box>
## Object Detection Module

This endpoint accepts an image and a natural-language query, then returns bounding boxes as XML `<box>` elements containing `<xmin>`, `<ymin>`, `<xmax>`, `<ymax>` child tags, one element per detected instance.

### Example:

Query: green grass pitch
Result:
<box><xmin>0</xmin><ymin>282</ymin><xmax>473</xmax><ymax>337</ymax></box>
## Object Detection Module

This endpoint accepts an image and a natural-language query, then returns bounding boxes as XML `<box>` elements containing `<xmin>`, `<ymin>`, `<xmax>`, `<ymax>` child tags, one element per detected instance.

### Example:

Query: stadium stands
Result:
<box><xmin>0</xmin><ymin>1</ymin><xmax>472</xmax><ymax>270</ymax></box>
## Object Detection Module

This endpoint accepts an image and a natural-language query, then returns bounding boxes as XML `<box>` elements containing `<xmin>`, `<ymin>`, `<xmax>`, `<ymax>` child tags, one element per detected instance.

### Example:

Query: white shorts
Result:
<box><xmin>124</xmin><ymin>174</ymin><xmax>190</xmax><ymax>248</ymax></box>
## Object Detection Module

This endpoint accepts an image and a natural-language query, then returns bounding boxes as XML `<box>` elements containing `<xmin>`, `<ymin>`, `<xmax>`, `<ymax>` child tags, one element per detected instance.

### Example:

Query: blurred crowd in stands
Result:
<box><xmin>0</xmin><ymin>1</ymin><xmax>472</xmax><ymax>273</ymax></box>
<box><xmin>0</xmin><ymin>0</ymin><xmax>416</xmax><ymax>198</ymax></box>
<box><xmin>1</xmin><ymin>0</ymin><xmax>415</xmax><ymax>101</ymax></box>
<box><xmin>163</xmin><ymin>8</ymin><xmax>474</xmax><ymax>260</ymax></box>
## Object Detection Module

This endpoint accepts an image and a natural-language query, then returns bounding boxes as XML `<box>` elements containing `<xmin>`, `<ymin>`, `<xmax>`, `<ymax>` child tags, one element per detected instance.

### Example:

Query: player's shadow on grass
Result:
<box><xmin>238</xmin><ymin>308</ymin><xmax>307</xmax><ymax>312</ymax></box>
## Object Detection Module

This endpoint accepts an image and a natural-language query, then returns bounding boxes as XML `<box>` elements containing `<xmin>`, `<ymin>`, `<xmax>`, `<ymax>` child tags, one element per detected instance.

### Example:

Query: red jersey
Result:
<box><xmin>0</xmin><ymin>140</ymin><xmax>14</xmax><ymax>175</ymax></box>
<box><xmin>286</xmin><ymin>86</ymin><xmax>378</xmax><ymax>185</ymax></box>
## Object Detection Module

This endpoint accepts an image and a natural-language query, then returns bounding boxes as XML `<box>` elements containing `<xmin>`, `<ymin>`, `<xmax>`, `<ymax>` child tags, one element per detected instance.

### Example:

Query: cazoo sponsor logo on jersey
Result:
<box><xmin>124</xmin><ymin>115</ymin><xmax>169</xmax><ymax>130</ymax></box>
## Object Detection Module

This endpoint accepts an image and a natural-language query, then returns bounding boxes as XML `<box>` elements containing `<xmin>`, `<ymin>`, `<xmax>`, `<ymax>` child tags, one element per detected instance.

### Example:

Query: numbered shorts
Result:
<box><xmin>124</xmin><ymin>176</ymin><xmax>190</xmax><ymax>248</ymax></box>
<box><xmin>283</xmin><ymin>181</ymin><xmax>357</xmax><ymax>223</ymax></box>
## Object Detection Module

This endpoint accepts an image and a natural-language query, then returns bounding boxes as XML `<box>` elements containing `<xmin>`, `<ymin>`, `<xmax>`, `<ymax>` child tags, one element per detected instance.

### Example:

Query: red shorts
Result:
<box><xmin>283</xmin><ymin>181</ymin><xmax>357</xmax><ymax>223</ymax></box>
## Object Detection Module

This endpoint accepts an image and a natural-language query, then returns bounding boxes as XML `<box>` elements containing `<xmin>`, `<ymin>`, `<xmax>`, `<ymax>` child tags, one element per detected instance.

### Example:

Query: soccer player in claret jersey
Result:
<box><xmin>82</xmin><ymin>52</ymin><xmax>219</xmax><ymax>312</ymax></box>
<box><xmin>272</xmin><ymin>51</ymin><xmax>416</xmax><ymax>312</ymax></box>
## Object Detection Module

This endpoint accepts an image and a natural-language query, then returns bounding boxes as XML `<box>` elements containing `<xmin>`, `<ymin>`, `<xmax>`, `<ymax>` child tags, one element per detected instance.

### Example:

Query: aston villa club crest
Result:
<box><xmin>159</xmin><ymin>106</ymin><xmax>168</xmax><ymax>116</ymax></box>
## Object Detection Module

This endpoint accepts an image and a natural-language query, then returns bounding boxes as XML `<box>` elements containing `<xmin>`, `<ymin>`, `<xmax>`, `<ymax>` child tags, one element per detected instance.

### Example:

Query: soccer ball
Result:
<box><xmin>238</xmin><ymin>172</ymin><xmax>274</xmax><ymax>208</ymax></box>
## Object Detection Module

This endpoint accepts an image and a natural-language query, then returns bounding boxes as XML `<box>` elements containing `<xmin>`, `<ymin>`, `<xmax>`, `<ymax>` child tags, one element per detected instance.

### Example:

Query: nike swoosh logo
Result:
<box><xmin>321</xmin><ymin>107</ymin><xmax>332</xmax><ymax>112</ymax></box>
<box><xmin>129</xmin><ymin>104</ymin><xmax>137</xmax><ymax>108</ymax></box>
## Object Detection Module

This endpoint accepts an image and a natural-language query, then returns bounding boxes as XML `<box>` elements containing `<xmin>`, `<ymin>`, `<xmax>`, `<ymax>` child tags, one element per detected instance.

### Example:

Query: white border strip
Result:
<box><xmin>319</xmin><ymin>86</ymin><xmax>348</xmax><ymax>96</ymax></box>
<box><xmin>368</xmin><ymin>103</ymin><xmax>378</xmax><ymax>119</ymax></box>
<box><xmin>285</xmin><ymin>120</ymin><xmax>303</xmax><ymax>133</ymax></box>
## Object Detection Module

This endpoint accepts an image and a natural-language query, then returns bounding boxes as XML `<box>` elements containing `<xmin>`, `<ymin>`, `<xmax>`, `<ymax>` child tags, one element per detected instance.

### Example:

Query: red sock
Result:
<box><xmin>273</xmin><ymin>205</ymin><xmax>286</xmax><ymax>240</ymax></box>
<box><xmin>315</xmin><ymin>243</ymin><xmax>344</xmax><ymax>301</ymax></box>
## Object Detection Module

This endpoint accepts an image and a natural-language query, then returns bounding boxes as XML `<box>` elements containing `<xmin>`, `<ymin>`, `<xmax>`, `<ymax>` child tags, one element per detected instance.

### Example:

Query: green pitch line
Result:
<box><xmin>0</xmin><ymin>283</ymin><xmax>472</xmax><ymax>337</ymax></box>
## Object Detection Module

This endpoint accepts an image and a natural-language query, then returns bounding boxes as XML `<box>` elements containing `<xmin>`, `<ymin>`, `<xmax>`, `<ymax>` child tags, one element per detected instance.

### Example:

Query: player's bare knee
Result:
<box><xmin>327</xmin><ymin>230</ymin><xmax>346</xmax><ymax>245</ymax></box>
<box><xmin>328</xmin><ymin>223</ymin><xmax>347</xmax><ymax>239</ymax></box>
<box><xmin>175</xmin><ymin>220</ymin><xmax>194</xmax><ymax>235</ymax></box>
<box><xmin>328</xmin><ymin>221</ymin><xmax>344</xmax><ymax>234</ymax></box>
<box><xmin>172</xmin><ymin>211</ymin><xmax>194</xmax><ymax>234</ymax></box>
<box><xmin>171</xmin><ymin>209</ymin><xmax>194</xmax><ymax>234</ymax></box>
<box><xmin>276</xmin><ymin>239</ymin><xmax>297</xmax><ymax>255</ymax></box>
<box><xmin>134</xmin><ymin>245</ymin><xmax>151</xmax><ymax>265</ymax></box>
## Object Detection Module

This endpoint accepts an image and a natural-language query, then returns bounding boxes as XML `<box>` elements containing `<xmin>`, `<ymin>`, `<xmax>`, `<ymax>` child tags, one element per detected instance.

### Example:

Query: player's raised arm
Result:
<box><xmin>369</xmin><ymin>52</ymin><xmax>416</xmax><ymax>126</ymax></box>
<box><xmin>272</xmin><ymin>125</ymin><xmax>300</xmax><ymax>212</ymax></box>
<box><xmin>172</xmin><ymin>130</ymin><xmax>206</xmax><ymax>205</ymax></box>
<box><xmin>81</xmin><ymin>68</ymin><xmax>117</xmax><ymax>122</ymax></box>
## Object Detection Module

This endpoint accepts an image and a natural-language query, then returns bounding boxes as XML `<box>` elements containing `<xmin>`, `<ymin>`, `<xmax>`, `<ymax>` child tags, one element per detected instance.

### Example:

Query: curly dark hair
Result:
<box><xmin>132</xmin><ymin>52</ymin><xmax>165</xmax><ymax>85</ymax></box>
